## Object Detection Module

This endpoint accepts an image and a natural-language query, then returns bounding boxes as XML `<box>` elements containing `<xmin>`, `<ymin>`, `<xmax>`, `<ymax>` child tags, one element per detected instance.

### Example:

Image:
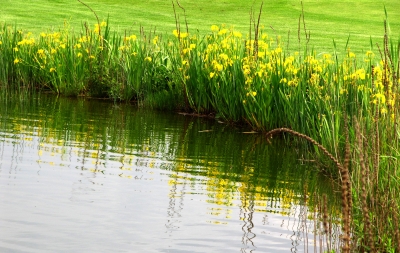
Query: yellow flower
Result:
<box><xmin>258</xmin><ymin>51</ymin><xmax>265</xmax><ymax>58</ymax></box>
<box><xmin>245</xmin><ymin>77</ymin><xmax>253</xmax><ymax>85</ymax></box>
<box><xmin>252</xmin><ymin>91</ymin><xmax>257</xmax><ymax>96</ymax></box>
<box><xmin>145</xmin><ymin>56</ymin><xmax>152</xmax><ymax>62</ymax></box>
<box><xmin>50</xmin><ymin>67</ymin><xmax>56</xmax><ymax>73</ymax></box>
<box><xmin>18</xmin><ymin>38</ymin><xmax>35</xmax><ymax>46</ymax></box>
<box><xmin>214</xmin><ymin>62</ymin><xmax>223</xmax><ymax>71</ymax></box>
<box><xmin>314</xmin><ymin>65</ymin><xmax>323</xmax><ymax>73</ymax></box>
<box><xmin>365</xmin><ymin>51</ymin><xmax>374</xmax><ymax>57</ymax></box>
<box><xmin>242</xmin><ymin>64</ymin><xmax>251</xmax><ymax>75</ymax></box>
<box><xmin>152</xmin><ymin>36</ymin><xmax>158</xmax><ymax>45</ymax></box>
<box><xmin>182</xmin><ymin>48</ymin><xmax>190</xmax><ymax>55</ymax></box>
<box><xmin>218</xmin><ymin>29</ymin><xmax>228</xmax><ymax>35</ymax></box>
<box><xmin>77</xmin><ymin>52</ymin><xmax>82</xmax><ymax>58</ymax></box>
<box><xmin>14</xmin><ymin>58</ymin><xmax>21</xmax><ymax>64</ymax></box>
<box><xmin>0</xmin><ymin>41</ymin><xmax>2</xmax><ymax>45</ymax></box>
<box><xmin>374</xmin><ymin>93</ymin><xmax>386</xmax><ymax>104</ymax></box>
<box><xmin>173</xmin><ymin>30</ymin><xmax>188</xmax><ymax>38</ymax></box>
<box><xmin>323</xmin><ymin>53</ymin><xmax>332</xmax><ymax>60</ymax></box>
<box><xmin>37</xmin><ymin>49</ymin><xmax>46</xmax><ymax>58</ymax></box>
<box><xmin>51</xmin><ymin>32</ymin><xmax>60</xmax><ymax>39</ymax></box>
<box><xmin>348</xmin><ymin>52</ymin><xmax>356</xmax><ymax>58</ymax></box>
<box><xmin>288</xmin><ymin>78</ymin><xmax>299</xmax><ymax>87</ymax></box>
<box><xmin>233</xmin><ymin>31</ymin><xmax>242</xmax><ymax>38</ymax></box>
<box><xmin>78</xmin><ymin>36</ymin><xmax>88</xmax><ymax>43</ymax></box>
<box><xmin>210</xmin><ymin>72</ymin><xmax>215</xmax><ymax>78</ymax></box>
<box><xmin>219</xmin><ymin>53</ymin><xmax>228</xmax><ymax>61</ymax></box>
<box><xmin>357</xmin><ymin>69</ymin><xmax>366</xmax><ymax>80</ymax></box>
<box><xmin>94</xmin><ymin>24</ymin><xmax>101</xmax><ymax>33</ymax></box>
<box><xmin>211</xmin><ymin>25</ymin><xmax>219</xmax><ymax>32</ymax></box>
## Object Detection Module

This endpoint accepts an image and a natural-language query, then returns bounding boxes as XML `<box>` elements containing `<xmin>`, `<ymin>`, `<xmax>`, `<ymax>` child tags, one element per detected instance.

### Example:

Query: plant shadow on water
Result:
<box><xmin>0</xmin><ymin>94</ymin><xmax>341</xmax><ymax>252</ymax></box>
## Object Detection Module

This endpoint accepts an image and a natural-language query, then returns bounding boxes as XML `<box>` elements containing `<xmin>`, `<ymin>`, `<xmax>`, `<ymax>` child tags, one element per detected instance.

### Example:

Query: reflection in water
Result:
<box><xmin>166</xmin><ymin>171</ymin><xmax>185</xmax><ymax>234</ymax></box>
<box><xmin>240</xmin><ymin>196</ymin><xmax>256</xmax><ymax>252</ymax></box>
<box><xmin>0</xmin><ymin>95</ymin><xmax>342</xmax><ymax>252</ymax></box>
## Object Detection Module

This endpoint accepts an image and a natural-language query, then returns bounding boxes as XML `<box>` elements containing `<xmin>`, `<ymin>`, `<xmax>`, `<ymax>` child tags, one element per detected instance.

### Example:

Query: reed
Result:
<box><xmin>354</xmin><ymin>117</ymin><xmax>374</xmax><ymax>252</ymax></box>
<box><xmin>265</xmin><ymin>126</ymin><xmax>353</xmax><ymax>252</ymax></box>
<box><xmin>321</xmin><ymin>194</ymin><xmax>330</xmax><ymax>250</ymax></box>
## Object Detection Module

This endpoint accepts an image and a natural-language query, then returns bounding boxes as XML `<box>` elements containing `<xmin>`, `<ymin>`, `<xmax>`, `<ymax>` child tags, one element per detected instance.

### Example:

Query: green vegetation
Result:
<box><xmin>1</xmin><ymin>0</ymin><xmax>400</xmax><ymax>252</ymax></box>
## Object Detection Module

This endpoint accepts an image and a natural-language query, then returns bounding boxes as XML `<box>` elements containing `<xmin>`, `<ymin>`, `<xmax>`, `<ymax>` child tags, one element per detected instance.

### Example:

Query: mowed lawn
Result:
<box><xmin>1</xmin><ymin>0</ymin><xmax>399</xmax><ymax>54</ymax></box>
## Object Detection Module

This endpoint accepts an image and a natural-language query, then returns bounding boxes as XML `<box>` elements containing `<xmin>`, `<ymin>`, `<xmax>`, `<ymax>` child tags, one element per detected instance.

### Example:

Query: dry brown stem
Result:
<box><xmin>265</xmin><ymin>127</ymin><xmax>352</xmax><ymax>251</ymax></box>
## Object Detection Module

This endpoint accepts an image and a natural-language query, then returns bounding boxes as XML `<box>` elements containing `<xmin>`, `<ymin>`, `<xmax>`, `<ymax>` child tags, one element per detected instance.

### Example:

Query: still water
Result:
<box><xmin>0</xmin><ymin>95</ymin><xmax>340</xmax><ymax>252</ymax></box>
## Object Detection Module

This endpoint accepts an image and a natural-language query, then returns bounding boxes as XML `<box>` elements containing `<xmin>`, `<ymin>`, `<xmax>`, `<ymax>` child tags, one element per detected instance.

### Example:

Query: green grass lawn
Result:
<box><xmin>1</xmin><ymin>0</ymin><xmax>399</xmax><ymax>54</ymax></box>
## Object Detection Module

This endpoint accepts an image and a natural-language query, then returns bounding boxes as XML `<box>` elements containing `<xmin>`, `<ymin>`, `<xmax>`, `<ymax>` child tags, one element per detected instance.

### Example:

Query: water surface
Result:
<box><xmin>0</xmin><ymin>95</ymin><xmax>340</xmax><ymax>252</ymax></box>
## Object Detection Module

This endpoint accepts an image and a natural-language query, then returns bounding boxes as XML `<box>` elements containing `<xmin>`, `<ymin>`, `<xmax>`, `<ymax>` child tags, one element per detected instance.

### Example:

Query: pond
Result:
<box><xmin>0</xmin><ymin>95</ymin><xmax>341</xmax><ymax>252</ymax></box>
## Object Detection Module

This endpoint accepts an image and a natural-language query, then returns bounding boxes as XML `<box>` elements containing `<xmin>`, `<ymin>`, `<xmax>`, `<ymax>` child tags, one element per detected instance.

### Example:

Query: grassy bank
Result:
<box><xmin>1</xmin><ymin>1</ymin><xmax>400</xmax><ymax>252</ymax></box>
<box><xmin>1</xmin><ymin>0</ymin><xmax>400</xmax><ymax>54</ymax></box>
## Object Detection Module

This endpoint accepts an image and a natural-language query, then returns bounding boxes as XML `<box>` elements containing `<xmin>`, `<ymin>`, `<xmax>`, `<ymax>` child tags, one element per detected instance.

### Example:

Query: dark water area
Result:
<box><xmin>0</xmin><ymin>95</ymin><xmax>341</xmax><ymax>252</ymax></box>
